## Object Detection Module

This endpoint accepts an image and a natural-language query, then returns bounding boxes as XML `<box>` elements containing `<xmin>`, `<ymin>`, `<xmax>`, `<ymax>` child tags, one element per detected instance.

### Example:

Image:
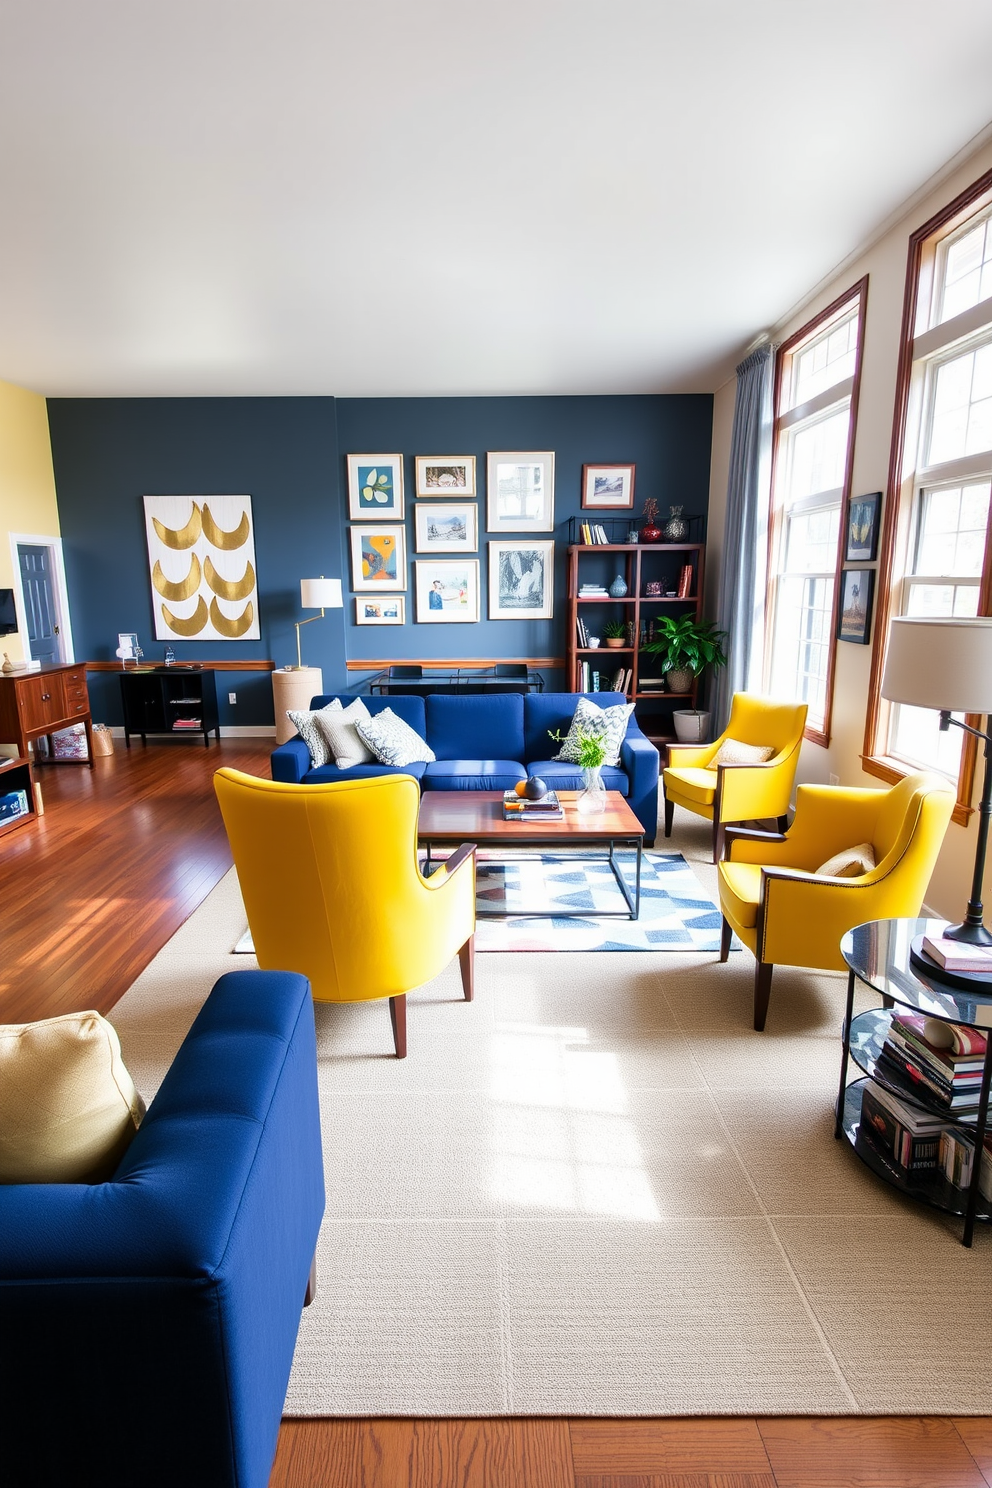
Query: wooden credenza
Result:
<box><xmin>0</xmin><ymin>662</ymin><xmax>94</xmax><ymax>767</ymax></box>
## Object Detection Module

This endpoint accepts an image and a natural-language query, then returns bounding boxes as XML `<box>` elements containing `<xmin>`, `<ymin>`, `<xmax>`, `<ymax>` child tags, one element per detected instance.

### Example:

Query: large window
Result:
<box><xmin>765</xmin><ymin>281</ymin><xmax>867</xmax><ymax>741</ymax></box>
<box><xmin>866</xmin><ymin>172</ymin><xmax>992</xmax><ymax>817</ymax></box>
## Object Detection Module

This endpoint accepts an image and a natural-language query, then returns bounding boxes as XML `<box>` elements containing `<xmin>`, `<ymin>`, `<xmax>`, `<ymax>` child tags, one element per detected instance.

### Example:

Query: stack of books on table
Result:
<box><xmin>502</xmin><ymin>789</ymin><xmax>564</xmax><ymax>822</ymax></box>
<box><xmin>876</xmin><ymin>1011</ymin><xmax>986</xmax><ymax>1115</ymax></box>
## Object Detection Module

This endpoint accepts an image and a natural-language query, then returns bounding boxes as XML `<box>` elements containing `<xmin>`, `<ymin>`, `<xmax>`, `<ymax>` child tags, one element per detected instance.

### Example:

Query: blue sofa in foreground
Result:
<box><xmin>271</xmin><ymin>690</ymin><xmax>661</xmax><ymax>840</ymax></box>
<box><xmin>0</xmin><ymin>971</ymin><xmax>325</xmax><ymax>1488</ymax></box>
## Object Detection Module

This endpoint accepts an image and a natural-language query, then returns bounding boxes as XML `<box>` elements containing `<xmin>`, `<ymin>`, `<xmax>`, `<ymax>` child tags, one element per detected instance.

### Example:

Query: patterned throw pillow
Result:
<box><xmin>357</xmin><ymin>708</ymin><xmax>436</xmax><ymax>767</ymax></box>
<box><xmin>287</xmin><ymin>698</ymin><xmax>342</xmax><ymax>768</ymax></box>
<box><xmin>552</xmin><ymin>697</ymin><xmax>634</xmax><ymax>767</ymax></box>
<box><xmin>314</xmin><ymin>697</ymin><xmax>376</xmax><ymax>769</ymax></box>
<box><xmin>815</xmin><ymin>841</ymin><xmax>876</xmax><ymax>878</ymax></box>
<box><xmin>711</xmin><ymin>738</ymin><xmax>775</xmax><ymax>767</ymax></box>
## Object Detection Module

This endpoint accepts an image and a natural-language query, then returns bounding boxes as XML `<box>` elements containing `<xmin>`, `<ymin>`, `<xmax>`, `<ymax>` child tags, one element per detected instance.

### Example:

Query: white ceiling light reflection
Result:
<box><xmin>492</xmin><ymin>1020</ymin><xmax>661</xmax><ymax>1221</ymax></box>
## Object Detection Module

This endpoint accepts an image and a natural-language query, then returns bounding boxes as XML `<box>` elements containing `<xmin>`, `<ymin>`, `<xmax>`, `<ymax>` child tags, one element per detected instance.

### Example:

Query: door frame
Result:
<box><xmin>9</xmin><ymin>533</ymin><xmax>76</xmax><ymax>665</ymax></box>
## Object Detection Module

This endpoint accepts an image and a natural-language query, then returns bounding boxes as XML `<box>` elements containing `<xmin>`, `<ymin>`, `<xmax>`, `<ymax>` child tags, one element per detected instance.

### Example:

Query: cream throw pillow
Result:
<box><xmin>0</xmin><ymin>1012</ymin><xmax>145</xmax><ymax>1183</ymax></box>
<box><xmin>314</xmin><ymin>696</ymin><xmax>375</xmax><ymax>769</ymax></box>
<box><xmin>816</xmin><ymin>841</ymin><xmax>876</xmax><ymax>878</ymax></box>
<box><xmin>711</xmin><ymin>738</ymin><xmax>775</xmax><ymax>767</ymax></box>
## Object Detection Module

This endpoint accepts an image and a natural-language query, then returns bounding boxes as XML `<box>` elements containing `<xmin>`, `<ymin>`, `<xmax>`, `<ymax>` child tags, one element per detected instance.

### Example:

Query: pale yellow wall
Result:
<box><xmin>0</xmin><ymin>378</ymin><xmax>59</xmax><ymax>664</ymax></box>
<box><xmin>708</xmin><ymin>136</ymin><xmax>992</xmax><ymax>918</ymax></box>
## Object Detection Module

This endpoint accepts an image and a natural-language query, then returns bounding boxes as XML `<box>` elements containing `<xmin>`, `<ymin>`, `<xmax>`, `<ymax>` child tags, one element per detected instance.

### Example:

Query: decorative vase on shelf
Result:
<box><xmin>609</xmin><ymin>574</ymin><xmax>628</xmax><ymax>598</ymax></box>
<box><xmin>662</xmin><ymin>505</ymin><xmax>688</xmax><ymax>542</ymax></box>
<box><xmin>640</xmin><ymin>518</ymin><xmax>662</xmax><ymax>544</ymax></box>
<box><xmin>577</xmin><ymin>765</ymin><xmax>607</xmax><ymax>815</ymax></box>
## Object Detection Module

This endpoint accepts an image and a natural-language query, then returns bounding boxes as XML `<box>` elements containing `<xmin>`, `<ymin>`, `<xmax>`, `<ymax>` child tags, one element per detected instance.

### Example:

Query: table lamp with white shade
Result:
<box><xmin>290</xmin><ymin>577</ymin><xmax>343</xmax><ymax>671</ymax></box>
<box><xmin>880</xmin><ymin>615</ymin><xmax>992</xmax><ymax>946</ymax></box>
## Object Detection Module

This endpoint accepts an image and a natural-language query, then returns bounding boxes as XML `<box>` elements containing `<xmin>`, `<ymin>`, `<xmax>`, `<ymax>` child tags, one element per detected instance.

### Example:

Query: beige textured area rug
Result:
<box><xmin>110</xmin><ymin>818</ymin><xmax>992</xmax><ymax>1416</ymax></box>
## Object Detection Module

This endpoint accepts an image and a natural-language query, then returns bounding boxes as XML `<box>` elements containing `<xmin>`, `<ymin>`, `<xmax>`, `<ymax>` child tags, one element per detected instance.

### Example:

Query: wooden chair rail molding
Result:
<box><xmin>346</xmin><ymin>657</ymin><xmax>563</xmax><ymax>671</ymax></box>
<box><xmin>86</xmin><ymin>659</ymin><xmax>275</xmax><ymax>672</ymax></box>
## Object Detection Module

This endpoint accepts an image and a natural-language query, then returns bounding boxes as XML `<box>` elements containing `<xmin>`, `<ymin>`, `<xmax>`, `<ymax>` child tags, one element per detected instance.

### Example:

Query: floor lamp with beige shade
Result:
<box><xmin>881</xmin><ymin>614</ymin><xmax>992</xmax><ymax>947</ymax></box>
<box><xmin>272</xmin><ymin>577</ymin><xmax>343</xmax><ymax>745</ymax></box>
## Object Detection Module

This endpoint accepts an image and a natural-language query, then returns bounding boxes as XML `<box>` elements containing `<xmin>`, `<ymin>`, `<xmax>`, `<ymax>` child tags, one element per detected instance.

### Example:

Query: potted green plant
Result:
<box><xmin>640</xmin><ymin>613</ymin><xmax>728</xmax><ymax>742</ymax></box>
<box><xmin>603</xmin><ymin>620</ymin><xmax>628</xmax><ymax>649</ymax></box>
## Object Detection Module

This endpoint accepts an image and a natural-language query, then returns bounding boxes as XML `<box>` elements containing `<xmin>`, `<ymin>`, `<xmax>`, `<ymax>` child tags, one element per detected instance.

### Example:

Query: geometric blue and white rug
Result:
<box><xmin>472</xmin><ymin>849</ymin><xmax>735</xmax><ymax>952</ymax></box>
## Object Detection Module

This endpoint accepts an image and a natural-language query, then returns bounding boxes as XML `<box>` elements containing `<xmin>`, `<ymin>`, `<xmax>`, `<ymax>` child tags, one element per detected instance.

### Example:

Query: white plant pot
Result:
<box><xmin>673</xmin><ymin>710</ymin><xmax>711</xmax><ymax>744</ymax></box>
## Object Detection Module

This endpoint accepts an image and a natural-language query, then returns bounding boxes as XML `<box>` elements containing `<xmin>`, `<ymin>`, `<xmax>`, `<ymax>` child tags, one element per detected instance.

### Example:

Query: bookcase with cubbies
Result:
<box><xmin>565</xmin><ymin>515</ymin><xmax>706</xmax><ymax>749</ymax></box>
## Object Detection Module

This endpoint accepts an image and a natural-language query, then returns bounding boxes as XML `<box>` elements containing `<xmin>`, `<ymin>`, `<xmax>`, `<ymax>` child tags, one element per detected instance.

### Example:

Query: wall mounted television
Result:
<box><xmin>0</xmin><ymin>590</ymin><xmax>18</xmax><ymax>636</ymax></box>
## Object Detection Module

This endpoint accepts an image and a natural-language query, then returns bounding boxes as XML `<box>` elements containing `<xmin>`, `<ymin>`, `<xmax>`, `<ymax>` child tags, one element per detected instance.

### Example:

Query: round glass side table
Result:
<box><xmin>837</xmin><ymin>916</ymin><xmax>992</xmax><ymax>1247</ymax></box>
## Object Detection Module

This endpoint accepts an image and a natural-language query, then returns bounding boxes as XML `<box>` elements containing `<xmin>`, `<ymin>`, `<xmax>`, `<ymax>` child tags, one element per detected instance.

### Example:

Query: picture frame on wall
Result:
<box><xmin>581</xmin><ymin>463</ymin><xmax>636</xmax><ymax>509</ymax></box>
<box><xmin>488</xmin><ymin>540</ymin><xmax>555</xmax><ymax>620</ymax></box>
<box><xmin>346</xmin><ymin>454</ymin><xmax>405</xmax><ymax>521</ymax></box>
<box><xmin>355</xmin><ymin>596</ymin><xmax>405</xmax><ymax>626</ymax></box>
<box><xmin>486</xmin><ymin>451</ymin><xmax>555</xmax><ymax>532</ymax></box>
<box><xmin>414</xmin><ymin>502</ymin><xmax>478</xmax><ymax>553</ymax></box>
<box><xmin>845</xmin><ymin>490</ymin><xmax>881</xmax><ymax>562</ymax></box>
<box><xmin>414</xmin><ymin>559</ymin><xmax>480</xmax><ymax>622</ymax></box>
<box><xmin>349</xmin><ymin>524</ymin><xmax>407</xmax><ymax>592</ymax></box>
<box><xmin>837</xmin><ymin>568</ymin><xmax>875</xmax><ymax>644</ymax></box>
<box><xmin>414</xmin><ymin>455</ymin><xmax>476</xmax><ymax>497</ymax></box>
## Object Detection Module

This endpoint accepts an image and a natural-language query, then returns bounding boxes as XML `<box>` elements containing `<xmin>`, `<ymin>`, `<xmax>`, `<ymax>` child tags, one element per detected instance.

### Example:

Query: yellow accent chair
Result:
<box><xmin>214</xmin><ymin>769</ymin><xmax>476</xmax><ymax>1058</ymax></box>
<box><xmin>718</xmin><ymin>770</ymin><xmax>955</xmax><ymax>1031</ymax></box>
<box><xmin>663</xmin><ymin>693</ymin><xmax>808</xmax><ymax>861</ymax></box>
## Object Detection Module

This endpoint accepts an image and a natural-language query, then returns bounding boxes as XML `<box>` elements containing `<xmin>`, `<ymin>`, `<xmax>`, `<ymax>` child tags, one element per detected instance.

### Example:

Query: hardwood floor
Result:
<box><xmin>4</xmin><ymin>740</ymin><xmax>988</xmax><ymax>1488</ymax></box>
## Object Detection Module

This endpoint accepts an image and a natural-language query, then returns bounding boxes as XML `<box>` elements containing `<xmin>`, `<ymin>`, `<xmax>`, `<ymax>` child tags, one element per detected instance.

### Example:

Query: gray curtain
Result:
<box><xmin>711</xmin><ymin>345</ymin><xmax>775</xmax><ymax>733</ymax></box>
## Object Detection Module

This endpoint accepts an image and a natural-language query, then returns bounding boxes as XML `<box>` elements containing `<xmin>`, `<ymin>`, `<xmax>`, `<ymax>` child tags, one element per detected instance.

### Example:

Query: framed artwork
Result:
<box><xmin>346</xmin><ymin>454</ymin><xmax>404</xmax><ymax>521</ymax></box>
<box><xmin>143</xmin><ymin>494</ymin><xmax>260</xmax><ymax>641</ymax></box>
<box><xmin>845</xmin><ymin>491</ymin><xmax>881</xmax><ymax>562</ymax></box>
<box><xmin>488</xmin><ymin>540</ymin><xmax>555</xmax><ymax>620</ymax></box>
<box><xmin>837</xmin><ymin>568</ymin><xmax>875</xmax><ymax>644</ymax></box>
<box><xmin>582</xmin><ymin>463</ymin><xmax>636</xmax><ymax>509</ymax></box>
<box><xmin>349</xmin><ymin>524</ymin><xmax>407</xmax><ymax>592</ymax></box>
<box><xmin>486</xmin><ymin>451</ymin><xmax>555</xmax><ymax>532</ymax></box>
<box><xmin>415</xmin><ymin>455</ymin><xmax>476</xmax><ymax>497</ymax></box>
<box><xmin>414</xmin><ymin>502</ymin><xmax>478</xmax><ymax>553</ymax></box>
<box><xmin>355</xmin><ymin>596</ymin><xmax>405</xmax><ymax>626</ymax></box>
<box><xmin>415</xmin><ymin>559</ymin><xmax>480</xmax><ymax>622</ymax></box>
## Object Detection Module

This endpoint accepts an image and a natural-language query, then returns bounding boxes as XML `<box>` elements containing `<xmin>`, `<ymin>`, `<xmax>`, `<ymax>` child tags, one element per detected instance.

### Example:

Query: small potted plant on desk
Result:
<box><xmin>639</xmin><ymin>613</ymin><xmax>728</xmax><ymax>743</ymax></box>
<box><xmin>603</xmin><ymin>620</ymin><xmax>628</xmax><ymax>649</ymax></box>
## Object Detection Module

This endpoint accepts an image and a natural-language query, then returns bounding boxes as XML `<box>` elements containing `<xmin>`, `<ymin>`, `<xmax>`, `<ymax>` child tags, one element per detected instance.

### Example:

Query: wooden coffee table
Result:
<box><xmin>417</xmin><ymin>790</ymin><xmax>644</xmax><ymax>919</ymax></box>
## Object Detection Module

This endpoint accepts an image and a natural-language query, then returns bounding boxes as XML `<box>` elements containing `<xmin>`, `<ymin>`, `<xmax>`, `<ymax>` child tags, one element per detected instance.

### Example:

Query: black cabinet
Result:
<box><xmin>119</xmin><ymin>666</ymin><xmax>220</xmax><ymax>748</ymax></box>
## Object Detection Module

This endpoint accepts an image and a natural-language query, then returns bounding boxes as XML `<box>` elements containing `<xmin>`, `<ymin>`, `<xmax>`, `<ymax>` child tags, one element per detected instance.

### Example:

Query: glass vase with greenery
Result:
<box><xmin>548</xmin><ymin>723</ymin><xmax>609</xmax><ymax>813</ymax></box>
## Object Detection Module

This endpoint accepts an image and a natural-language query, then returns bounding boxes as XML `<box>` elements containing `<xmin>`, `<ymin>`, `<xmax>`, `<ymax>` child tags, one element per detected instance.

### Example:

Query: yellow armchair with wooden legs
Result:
<box><xmin>717</xmin><ymin>770</ymin><xmax>955</xmax><ymax>1031</ymax></box>
<box><xmin>663</xmin><ymin>693</ymin><xmax>808</xmax><ymax>861</ymax></box>
<box><xmin>214</xmin><ymin>769</ymin><xmax>476</xmax><ymax>1058</ymax></box>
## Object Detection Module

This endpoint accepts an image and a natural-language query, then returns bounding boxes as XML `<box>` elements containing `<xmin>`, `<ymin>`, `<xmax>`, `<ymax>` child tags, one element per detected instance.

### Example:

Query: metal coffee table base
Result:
<box><xmin>423</xmin><ymin>837</ymin><xmax>643</xmax><ymax>920</ymax></box>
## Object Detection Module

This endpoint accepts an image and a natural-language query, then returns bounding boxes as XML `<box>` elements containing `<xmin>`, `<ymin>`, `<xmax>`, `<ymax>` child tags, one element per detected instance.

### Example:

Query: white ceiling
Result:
<box><xmin>2</xmin><ymin>1</ymin><xmax>992</xmax><ymax>399</ymax></box>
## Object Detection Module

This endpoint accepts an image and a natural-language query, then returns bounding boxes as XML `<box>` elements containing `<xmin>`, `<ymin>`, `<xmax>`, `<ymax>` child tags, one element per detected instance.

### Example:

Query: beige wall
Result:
<box><xmin>708</xmin><ymin>136</ymin><xmax>992</xmax><ymax>918</ymax></box>
<box><xmin>0</xmin><ymin>378</ymin><xmax>60</xmax><ymax>665</ymax></box>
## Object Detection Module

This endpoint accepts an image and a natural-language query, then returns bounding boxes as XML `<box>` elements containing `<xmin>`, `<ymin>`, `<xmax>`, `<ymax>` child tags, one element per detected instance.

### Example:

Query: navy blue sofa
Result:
<box><xmin>272</xmin><ymin>690</ymin><xmax>660</xmax><ymax>840</ymax></box>
<box><xmin>0</xmin><ymin>971</ymin><xmax>325</xmax><ymax>1488</ymax></box>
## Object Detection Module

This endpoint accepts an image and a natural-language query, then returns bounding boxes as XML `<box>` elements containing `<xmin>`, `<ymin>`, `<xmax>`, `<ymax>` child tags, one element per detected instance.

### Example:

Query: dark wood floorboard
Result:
<box><xmin>2</xmin><ymin>742</ymin><xmax>987</xmax><ymax>1487</ymax></box>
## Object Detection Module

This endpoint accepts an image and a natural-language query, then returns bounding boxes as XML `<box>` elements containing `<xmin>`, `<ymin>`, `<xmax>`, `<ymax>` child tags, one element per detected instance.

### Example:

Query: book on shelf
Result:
<box><xmin>677</xmin><ymin>564</ymin><xmax>693</xmax><ymax>598</ymax></box>
<box><xmin>886</xmin><ymin>1013</ymin><xmax>986</xmax><ymax>1079</ymax></box>
<box><xmin>920</xmin><ymin>934</ymin><xmax>992</xmax><ymax>974</ymax></box>
<box><xmin>172</xmin><ymin>718</ymin><xmax>201</xmax><ymax>729</ymax></box>
<box><xmin>580</xmin><ymin>660</ymin><xmax>591</xmax><ymax>691</ymax></box>
<box><xmin>575</xmin><ymin>615</ymin><xmax>588</xmax><ymax>646</ymax></box>
<box><xmin>579</xmin><ymin>584</ymin><xmax>609</xmax><ymax>596</ymax></box>
<box><xmin>939</xmin><ymin>1127</ymin><xmax>992</xmax><ymax>1198</ymax></box>
<box><xmin>874</xmin><ymin>1045</ymin><xmax>981</xmax><ymax>1111</ymax></box>
<box><xmin>859</xmin><ymin>1081</ymin><xmax>949</xmax><ymax>1170</ymax></box>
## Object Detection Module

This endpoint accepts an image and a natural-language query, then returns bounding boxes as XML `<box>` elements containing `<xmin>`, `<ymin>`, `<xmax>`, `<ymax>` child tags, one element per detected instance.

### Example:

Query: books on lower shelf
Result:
<box><xmin>921</xmin><ymin>934</ymin><xmax>992</xmax><ymax>974</ymax></box>
<box><xmin>172</xmin><ymin>717</ymin><xmax>202</xmax><ymax>730</ymax></box>
<box><xmin>858</xmin><ymin>1079</ymin><xmax>951</xmax><ymax>1171</ymax></box>
<box><xmin>0</xmin><ymin>788</ymin><xmax>29</xmax><ymax>823</ymax></box>
<box><xmin>878</xmin><ymin>1011</ymin><xmax>987</xmax><ymax>1112</ymax></box>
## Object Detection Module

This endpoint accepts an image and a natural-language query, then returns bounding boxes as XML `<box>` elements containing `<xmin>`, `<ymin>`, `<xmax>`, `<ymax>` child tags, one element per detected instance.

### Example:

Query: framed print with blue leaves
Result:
<box><xmin>347</xmin><ymin>454</ymin><xmax>404</xmax><ymax>521</ymax></box>
<box><xmin>845</xmin><ymin>491</ymin><xmax>880</xmax><ymax>562</ymax></box>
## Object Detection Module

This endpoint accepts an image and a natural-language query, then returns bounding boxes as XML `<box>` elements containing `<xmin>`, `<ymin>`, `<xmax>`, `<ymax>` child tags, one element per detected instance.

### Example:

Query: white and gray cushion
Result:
<box><xmin>552</xmin><ymin>696</ymin><xmax>634</xmax><ymax>767</ymax></box>
<box><xmin>287</xmin><ymin>698</ymin><xmax>342</xmax><ymax>768</ymax></box>
<box><xmin>357</xmin><ymin>708</ymin><xmax>436</xmax><ymax>767</ymax></box>
<box><xmin>314</xmin><ymin>697</ymin><xmax>376</xmax><ymax>769</ymax></box>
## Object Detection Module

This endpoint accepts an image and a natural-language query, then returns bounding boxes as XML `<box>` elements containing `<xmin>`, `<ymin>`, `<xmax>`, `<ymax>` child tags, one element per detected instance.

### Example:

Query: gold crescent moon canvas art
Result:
<box><xmin>209</xmin><ymin>597</ymin><xmax>254</xmax><ymax>637</ymax></box>
<box><xmin>203</xmin><ymin>555</ymin><xmax>255</xmax><ymax>602</ymax></box>
<box><xmin>201</xmin><ymin>504</ymin><xmax>250</xmax><ymax>550</ymax></box>
<box><xmin>152</xmin><ymin>554</ymin><xmax>201</xmax><ymax>602</ymax></box>
<box><xmin>144</xmin><ymin>495</ymin><xmax>260</xmax><ymax>641</ymax></box>
<box><xmin>152</xmin><ymin>503</ymin><xmax>202</xmax><ymax>550</ymax></box>
<box><xmin>160</xmin><ymin>596</ymin><xmax>209</xmax><ymax>636</ymax></box>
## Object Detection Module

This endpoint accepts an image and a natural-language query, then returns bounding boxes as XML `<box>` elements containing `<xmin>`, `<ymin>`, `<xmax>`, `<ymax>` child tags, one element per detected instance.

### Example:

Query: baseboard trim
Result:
<box><xmin>103</xmin><ymin>725</ymin><xmax>276</xmax><ymax>740</ymax></box>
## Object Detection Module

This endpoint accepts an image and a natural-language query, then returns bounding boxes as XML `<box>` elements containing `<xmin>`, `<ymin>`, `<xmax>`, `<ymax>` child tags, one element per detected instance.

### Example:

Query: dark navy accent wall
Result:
<box><xmin>47</xmin><ymin>393</ymin><xmax>712</xmax><ymax>726</ymax></box>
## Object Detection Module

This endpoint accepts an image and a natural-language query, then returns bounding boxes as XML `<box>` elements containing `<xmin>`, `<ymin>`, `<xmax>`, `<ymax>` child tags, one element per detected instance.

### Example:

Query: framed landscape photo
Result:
<box><xmin>488</xmin><ymin>540</ymin><xmax>555</xmax><ymax>620</ymax></box>
<box><xmin>845</xmin><ymin>491</ymin><xmax>881</xmax><ymax>561</ymax></box>
<box><xmin>486</xmin><ymin>451</ymin><xmax>555</xmax><ymax>532</ymax></box>
<box><xmin>837</xmin><ymin>568</ymin><xmax>875</xmax><ymax>644</ymax></box>
<box><xmin>347</xmin><ymin>454</ymin><xmax>404</xmax><ymax>521</ymax></box>
<box><xmin>355</xmin><ymin>596</ymin><xmax>405</xmax><ymax>626</ymax></box>
<box><xmin>415</xmin><ymin>559</ymin><xmax>480</xmax><ymax>622</ymax></box>
<box><xmin>415</xmin><ymin>455</ymin><xmax>476</xmax><ymax>497</ymax></box>
<box><xmin>414</xmin><ymin>502</ymin><xmax>478</xmax><ymax>553</ymax></box>
<box><xmin>349</xmin><ymin>524</ymin><xmax>406</xmax><ymax>592</ymax></box>
<box><xmin>582</xmin><ymin>463</ymin><xmax>635</xmax><ymax>509</ymax></box>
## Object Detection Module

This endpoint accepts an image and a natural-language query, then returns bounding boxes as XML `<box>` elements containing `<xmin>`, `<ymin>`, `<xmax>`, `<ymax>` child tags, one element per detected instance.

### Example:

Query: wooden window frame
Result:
<box><xmin>766</xmin><ymin>276</ymin><xmax>869</xmax><ymax>748</ymax></box>
<box><xmin>862</xmin><ymin>168</ymin><xmax>992</xmax><ymax>826</ymax></box>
